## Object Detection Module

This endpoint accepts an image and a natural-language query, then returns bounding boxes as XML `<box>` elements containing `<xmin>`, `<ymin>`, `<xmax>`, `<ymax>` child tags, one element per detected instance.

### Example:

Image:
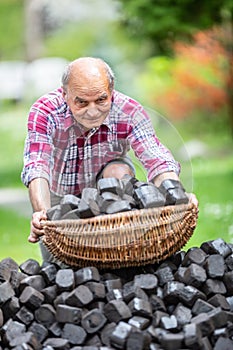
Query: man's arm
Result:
<box><xmin>153</xmin><ymin>171</ymin><xmax>198</xmax><ymax>206</ymax></box>
<box><xmin>153</xmin><ymin>171</ymin><xmax>179</xmax><ymax>186</ymax></box>
<box><xmin>28</xmin><ymin>178</ymin><xmax>51</xmax><ymax>243</ymax></box>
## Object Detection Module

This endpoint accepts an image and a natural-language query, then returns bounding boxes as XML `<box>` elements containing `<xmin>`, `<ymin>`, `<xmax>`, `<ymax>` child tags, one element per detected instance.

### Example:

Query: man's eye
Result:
<box><xmin>97</xmin><ymin>97</ymin><xmax>107</xmax><ymax>104</ymax></box>
<box><xmin>76</xmin><ymin>100</ymin><xmax>87</xmax><ymax>106</ymax></box>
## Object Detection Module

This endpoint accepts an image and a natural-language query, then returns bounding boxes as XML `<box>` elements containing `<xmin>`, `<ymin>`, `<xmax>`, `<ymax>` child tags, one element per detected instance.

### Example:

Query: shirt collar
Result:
<box><xmin>101</xmin><ymin>91</ymin><xmax>116</xmax><ymax>130</ymax></box>
<box><xmin>63</xmin><ymin>107</ymin><xmax>76</xmax><ymax>131</ymax></box>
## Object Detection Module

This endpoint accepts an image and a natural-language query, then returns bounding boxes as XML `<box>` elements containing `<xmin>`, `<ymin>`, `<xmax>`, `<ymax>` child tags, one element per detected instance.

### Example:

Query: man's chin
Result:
<box><xmin>74</xmin><ymin>114</ymin><xmax>108</xmax><ymax>130</ymax></box>
<box><xmin>84</xmin><ymin>118</ymin><xmax>106</xmax><ymax>129</ymax></box>
<box><xmin>80</xmin><ymin>121</ymin><xmax>102</xmax><ymax>131</ymax></box>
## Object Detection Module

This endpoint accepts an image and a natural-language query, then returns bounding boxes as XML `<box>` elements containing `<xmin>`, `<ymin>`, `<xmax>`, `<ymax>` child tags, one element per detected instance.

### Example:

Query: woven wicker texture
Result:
<box><xmin>42</xmin><ymin>202</ymin><xmax>198</xmax><ymax>269</ymax></box>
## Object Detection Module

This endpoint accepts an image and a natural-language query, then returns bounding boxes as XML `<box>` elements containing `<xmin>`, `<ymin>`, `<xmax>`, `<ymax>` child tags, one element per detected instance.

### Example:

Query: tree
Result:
<box><xmin>118</xmin><ymin>0</ymin><xmax>233</xmax><ymax>133</ymax></box>
<box><xmin>140</xmin><ymin>28</ymin><xmax>228</xmax><ymax>123</ymax></box>
<box><xmin>24</xmin><ymin>0</ymin><xmax>45</xmax><ymax>61</ymax></box>
<box><xmin>118</xmin><ymin>0</ymin><xmax>232</xmax><ymax>54</ymax></box>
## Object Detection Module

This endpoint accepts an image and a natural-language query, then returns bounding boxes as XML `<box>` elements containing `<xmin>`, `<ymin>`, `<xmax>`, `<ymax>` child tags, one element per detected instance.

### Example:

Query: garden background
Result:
<box><xmin>0</xmin><ymin>0</ymin><xmax>232</xmax><ymax>264</ymax></box>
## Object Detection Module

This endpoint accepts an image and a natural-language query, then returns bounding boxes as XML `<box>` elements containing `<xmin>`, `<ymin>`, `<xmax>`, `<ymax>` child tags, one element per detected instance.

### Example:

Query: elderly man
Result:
<box><xmin>21</xmin><ymin>57</ymin><xmax>197</xmax><ymax>262</ymax></box>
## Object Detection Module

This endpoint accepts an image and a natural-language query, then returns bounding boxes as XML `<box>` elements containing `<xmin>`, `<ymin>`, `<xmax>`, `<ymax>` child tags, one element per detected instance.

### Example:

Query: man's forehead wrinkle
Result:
<box><xmin>69</xmin><ymin>83</ymin><xmax>108</xmax><ymax>97</ymax></box>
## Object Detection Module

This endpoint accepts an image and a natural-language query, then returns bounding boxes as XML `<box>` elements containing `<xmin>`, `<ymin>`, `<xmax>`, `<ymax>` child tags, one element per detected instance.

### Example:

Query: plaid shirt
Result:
<box><xmin>21</xmin><ymin>88</ymin><xmax>180</xmax><ymax>196</ymax></box>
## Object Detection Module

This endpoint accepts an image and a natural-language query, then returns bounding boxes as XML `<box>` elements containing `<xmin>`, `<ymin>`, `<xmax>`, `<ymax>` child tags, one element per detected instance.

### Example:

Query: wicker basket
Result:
<box><xmin>41</xmin><ymin>201</ymin><xmax>198</xmax><ymax>269</ymax></box>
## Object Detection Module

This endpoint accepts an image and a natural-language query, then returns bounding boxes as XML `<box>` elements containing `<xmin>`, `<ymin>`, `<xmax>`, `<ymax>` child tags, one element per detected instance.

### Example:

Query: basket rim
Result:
<box><xmin>41</xmin><ymin>201</ymin><xmax>196</xmax><ymax>228</ymax></box>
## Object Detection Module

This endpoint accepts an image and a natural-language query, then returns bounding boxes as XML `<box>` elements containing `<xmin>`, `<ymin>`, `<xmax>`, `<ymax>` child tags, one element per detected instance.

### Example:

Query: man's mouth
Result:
<box><xmin>85</xmin><ymin>116</ymin><xmax>102</xmax><ymax>122</ymax></box>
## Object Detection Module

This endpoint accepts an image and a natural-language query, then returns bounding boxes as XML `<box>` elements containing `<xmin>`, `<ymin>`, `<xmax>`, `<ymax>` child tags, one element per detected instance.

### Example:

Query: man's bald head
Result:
<box><xmin>62</xmin><ymin>57</ymin><xmax>114</xmax><ymax>92</ymax></box>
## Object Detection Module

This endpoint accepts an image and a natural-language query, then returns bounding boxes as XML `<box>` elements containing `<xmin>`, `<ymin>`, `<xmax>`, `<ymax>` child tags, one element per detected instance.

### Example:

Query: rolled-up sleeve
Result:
<box><xmin>128</xmin><ymin>106</ymin><xmax>180</xmax><ymax>181</ymax></box>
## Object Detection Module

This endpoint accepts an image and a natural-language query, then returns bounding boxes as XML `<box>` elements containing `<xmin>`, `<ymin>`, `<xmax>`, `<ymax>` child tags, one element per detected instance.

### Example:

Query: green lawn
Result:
<box><xmin>0</xmin><ymin>103</ymin><xmax>27</xmax><ymax>188</ymax></box>
<box><xmin>185</xmin><ymin>155</ymin><xmax>233</xmax><ymax>249</ymax></box>
<box><xmin>0</xmin><ymin>207</ymin><xmax>41</xmax><ymax>265</ymax></box>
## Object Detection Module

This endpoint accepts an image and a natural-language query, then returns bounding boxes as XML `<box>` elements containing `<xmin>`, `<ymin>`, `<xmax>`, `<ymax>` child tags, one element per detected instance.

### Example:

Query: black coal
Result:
<box><xmin>1</xmin><ymin>238</ymin><xmax>233</xmax><ymax>349</ymax></box>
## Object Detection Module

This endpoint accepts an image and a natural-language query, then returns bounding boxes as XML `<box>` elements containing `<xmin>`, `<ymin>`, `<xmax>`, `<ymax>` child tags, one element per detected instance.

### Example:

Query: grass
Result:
<box><xmin>0</xmin><ymin>103</ymin><xmax>27</xmax><ymax>188</ymax></box>
<box><xmin>0</xmin><ymin>102</ymin><xmax>41</xmax><ymax>264</ymax></box>
<box><xmin>0</xmin><ymin>207</ymin><xmax>41</xmax><ymax>265</ymax></box>
<box><xmin>0</xmin><ymin>104</ymin><xmax>232</xmax><ymax>264</ymax></box>
<box><xmin>185</xmin><ymin>155</ymin><xmax>233</xmax><ymax>250</ymax></box>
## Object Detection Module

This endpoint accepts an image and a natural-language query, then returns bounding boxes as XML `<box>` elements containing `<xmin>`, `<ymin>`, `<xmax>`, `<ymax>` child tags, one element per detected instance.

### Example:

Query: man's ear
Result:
<box><xmin>62</xmin><ymin>87</ymin><xmax>67</xmax><ymax>101</ymax></box>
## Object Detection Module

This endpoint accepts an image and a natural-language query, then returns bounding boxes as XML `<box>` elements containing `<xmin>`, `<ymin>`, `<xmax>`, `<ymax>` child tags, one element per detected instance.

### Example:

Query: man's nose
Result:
<box><xmin>87</xmin><ymin>103</ymin><xmax>98</xmax><ymax>117</ymax></box>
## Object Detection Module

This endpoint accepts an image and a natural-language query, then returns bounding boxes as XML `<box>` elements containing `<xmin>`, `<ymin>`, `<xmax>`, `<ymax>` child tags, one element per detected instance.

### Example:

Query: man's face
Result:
<box><xmin>63</xmin><ymin>69</ymin><xmax>112</xmax><ymax>131</ymax></box>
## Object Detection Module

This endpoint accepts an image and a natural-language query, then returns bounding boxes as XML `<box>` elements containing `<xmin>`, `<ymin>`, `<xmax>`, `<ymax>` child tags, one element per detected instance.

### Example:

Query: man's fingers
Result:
<box><xmin>32</xmin><ymin>210</ymin><xmax>47</xmax><ymax>229</ymax></box>
<box><xmin>187</xmin><ymin>193</ymin><xmax>199</xmax><ymax>207</ymax></box>
<box><xmin>28</xmin><ymin>222</ymin><xmax>44</xmax><ymax>243</ymax></box>
<box><xmin>32</xmin><ymin>213</ymin><xmax>43</xmax><ymax>229</ymax></box>
<box><xmin>29</xmin><ymin>210</ymin><xmax>47</xmax><ymax>244</ymax></box>
<box><xmin>28</xmin><ymin>231</ymin><xmax>40</xmax><ymax>243</ymax></box>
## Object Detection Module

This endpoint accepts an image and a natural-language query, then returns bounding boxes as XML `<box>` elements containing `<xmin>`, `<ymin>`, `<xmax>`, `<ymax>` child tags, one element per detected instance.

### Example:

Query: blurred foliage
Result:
<box><xmin>43</xmin><ymin>19</ymin><xmax>150</xmax><ymax>68</ymax></box>
<box><xmin>117</xmin><ymin>0</ymin><xmax>233</xmax><ymax>133</ymax></box>
<box><xmin>132</xmin><ymin>26</ymin><xmax>231</xmax><ymax>134</ymax></box>
<box><xmin>0</xmin><ymin>0</ymin><xmax>24</xmax><ymax>59</ymax></box>
<box><xmin>43</xmin><ymin>19</ymin><xmax>152</xmax><ymax>97</ymax></box>
<box><xmin>0</xmin><ymin>1</ymin><xmax>231</xmax><ymax>126</ymax></box>
<box><xmin>118</xmin><ymin>0</ymin><xmax>233</xmax><ymax>55</ymax></box>
<box><xmin>43</xmin><ymin>22</ymin><xmax>96</xmax><ymax>61</ymax></box>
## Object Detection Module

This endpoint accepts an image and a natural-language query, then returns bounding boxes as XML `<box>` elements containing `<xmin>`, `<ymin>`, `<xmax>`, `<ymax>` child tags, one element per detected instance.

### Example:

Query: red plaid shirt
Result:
<box><xmin>21</xmin><ymin>88</ymin><xmax>180</xmax><ymax>196</ymax></box>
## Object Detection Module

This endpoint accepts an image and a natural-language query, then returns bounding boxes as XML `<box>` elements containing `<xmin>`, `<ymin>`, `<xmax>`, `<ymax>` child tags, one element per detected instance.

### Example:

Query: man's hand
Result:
<box><xmin>28</xmin><ymin>209</ymin><xmax>47</xmax><ymax>243</ymax></box>
<box><xmin>153</xmin><ymin>172</ymin><xmax>198</xmax><ymax>208</ymax></box>
<box><xmin>188</xmin><ymin>192</ymin><xmax>199</xmax><ymax>207</ymax></box>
